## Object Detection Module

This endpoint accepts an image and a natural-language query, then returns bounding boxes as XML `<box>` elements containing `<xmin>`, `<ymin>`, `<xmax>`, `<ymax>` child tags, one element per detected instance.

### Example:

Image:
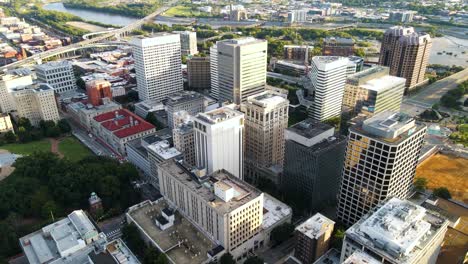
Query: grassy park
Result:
<box><xmin>0</xmin><ymin>140</ymin><xmax>51</xmax><ymax>156</ymax></box>
<box><xmin>164</xmin><ymin>5</ymin><xmax>193</xmax><ymax>17</ymax></box>
<box><xmin>58</xmin><ymin>137</ymin><xmax>92</xmax><ymax>162</ymax></box>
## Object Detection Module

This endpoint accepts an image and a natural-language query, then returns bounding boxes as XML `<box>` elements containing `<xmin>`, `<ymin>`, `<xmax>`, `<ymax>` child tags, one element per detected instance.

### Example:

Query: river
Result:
<box><xmin>43</xmin><ymin>2</ymin><xmax>138</xmax><ymax>27</ymax></box>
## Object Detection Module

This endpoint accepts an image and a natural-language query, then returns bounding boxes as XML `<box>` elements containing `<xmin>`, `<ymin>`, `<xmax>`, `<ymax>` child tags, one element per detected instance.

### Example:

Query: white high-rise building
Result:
<box><xmin>11</xmin><ymin>83</ymin><xmax>60</xmax><ymax>126</ymax></box>
<box><xmin>217</xmin><ymin>38</ymin><xmax>267</xmax><ymax>104</ymax></box>
<box><xmin>193</xmin><ymin>106</ymin><xmax>244</xmax><ymax>179</ymax></box>
<box><xmin>341</xmin><ymin>198</ymin><xmax>448</xmax><ymax>264</ymax></box>
<box><xmin>175</xmin><ymin>31</ymin><xmax>198</xmax><ymax>56</ymax></box>
<box><xmin>131</xmin><ymin>33</ymin><xmax>183</xmax><ymax>102</ymax></box>
<box><xmin>0</xmin><ymin>69</ymin><xmax>33</xmax><ymax>113</ymax></box>
<box><xmin>336</xmin><ymin>111</ymin><xmax>426</xmax><ymax>226</ymax></box>
<box><xmin>209</xmin><ymin>44</ymin><xmax>219</xmax><ymax>100</ymax></box>
<box><xmin>35</xmin><ymin>61</ymin><xmax>77</xmax><ymax>94</ymax></box>
<box><xmin>308</xmin><ymin>56</ymin><xmax>348</xmax><ymax>122</ymax></box>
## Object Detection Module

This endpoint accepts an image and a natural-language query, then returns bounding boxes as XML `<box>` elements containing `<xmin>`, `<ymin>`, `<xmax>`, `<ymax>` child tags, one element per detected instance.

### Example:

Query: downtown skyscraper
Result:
<box><xmin>132</xmin><ymin>33</ymin><xmax>183</xmax><ymax>101</ymax></box>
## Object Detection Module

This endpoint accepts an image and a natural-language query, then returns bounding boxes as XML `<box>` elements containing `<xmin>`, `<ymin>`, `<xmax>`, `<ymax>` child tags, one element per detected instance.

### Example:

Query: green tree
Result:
<box><xmin>58</xmin><ymin>119</ymin><xmax>72</xmax><ymax>134</ymax></box>
<box><xmin>46</xmin><ymin>126</ymin><xmax>61</xmax><ymax>138</ymax></box>
<box><xmin>433</xmin><ymin>187</ymin><xmax>451</xmax><ymax>199</ymax></box>
<box><xmin>4</xmin><ymin>131</ymin><xmax>16</xmax><ymax>143</ymax></box>
<box><xmin>270</xmin><ymin>222</ymin><xmax>295</xmax><ymax>245</ymax></box>
<box><xmin>77</xmin><ymin>78</ymin><xmax>86</xmax><ymax>90</ymax></box>
<box><xmin>324</xmin><ymin>117</ymin><xmax>341</xmax><ymax>128</ymax></box>
<box><xmin>244</xmin><ymin>256</ymin><xmax>264</xmax><ymax>264</ymax></box>
<box><xmin>219</xmin><ymin>253</ymin><xmax>236</xmax><ymax>264</ymax></box>
<box><xmin>331</xmin><ymin>228</ymin><xmax>345</xmax><ymax>249</ymax></box>
<box><xmin>17</xmin><ymin>126</ymin><xmax>32</xmax><ymax>143</ymax></box>
<box><xmin>41</xmin><ymin>200</ymin><xmax>61</xmax><ymax>220</ymax></box>
<box><xmin>354</xmin><ymin>47</ymin><xmax>366</xmax><ymax>57</ymax></box>
<box><xmin>143</xmin><ymin>246</ymin><xmax>161</xmax><ymax>264</ymax></box>
<box><xmin>122</xmin><ymin>224</ymin><xmax>146</xmax><ymax>256</ymax></box>
<box><xmin>414</xmin><ymin>178</ymin><xmax>428</xmax><ymax>192</ymax></box>
<box><xmin>17</xmin><ymin>117</ymin><xmax>32</xmax><ymax>130</ymax></box>
<box><xmin>155</xmin><ymin>254</ymin><xmax>168</xmax><ymax>264</ymax></box>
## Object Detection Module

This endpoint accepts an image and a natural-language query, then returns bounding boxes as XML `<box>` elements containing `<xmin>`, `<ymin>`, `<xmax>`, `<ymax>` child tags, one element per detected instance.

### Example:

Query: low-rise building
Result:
<box><xmin>11</xmin><ymin>83</ymin><xmax>60</xmax><ymax>126</ymax></box>
<box><xmin>273</xmin><ymin>60</ymin><xmax>307</xmax><ymax>76</ymax></box>
<box><xmin>323</xmin><ymin>37</ymin><xmax>355</xmax><ymax>57</ymax></box>
<box><xmin>90</xmin><ymin>109</ymin><xmax>156</xmax><ymax>155</ymax></box>
<box><xmin>134</xmin><ymin>99</ymin><xmax>164</xmax><ymax>119</ymax></box>
<box><xmin>341</xmin><ymin>197</ymin><xmax>449</xmax><ymax>264</ymax></box>
<box><xmin>67</xmin><ymin>101</ymin><xmax>122</xmax><ymax>130</ymax></box>
<box><xmin>19</xmin><ymin>210</ymin><xmax>108</xmax><ymax>264</ymax></box>
<box><xmin>294</xmin><ymin>213</ymin><xmax>335</xmax><ymax>264</ymax></box>
<box><xmin>283</xmin><ymin>45</ymin><xmax>313</xmax><ymax>62</ymax></box>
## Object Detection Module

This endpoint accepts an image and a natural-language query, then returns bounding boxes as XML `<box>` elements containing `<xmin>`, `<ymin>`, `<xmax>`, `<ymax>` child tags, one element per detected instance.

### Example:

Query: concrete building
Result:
<box><xmin>216</xmin><ymin>38</ymin><xmax>267</xmax><ymax>104</ymax></box>
<box><xmin>158</xmin><ymin>159</ymin><xmax>291</xmax><ymax>261</ymax></box>
<box><xmin>0</xmin><ymin>68</ymin><xmax>33</xmax><ymax>113</ymax></box>
<box><xmin>0</xmin><ymin>113</ymin><xmax>13</xmax><ymax>133</ymax></box>
<box><xmin>341</xmin><ymin>198</ymin><xmax>448</xmax><ymax>264</ymax></box>
<box><xmin>343</xmin><ymin>66</ymin><xmax>406</xmax><ymax>116</ymax></box>
<box><xmin>323</xmin><ymin>37</ymin><xmax>355</xmax><ymax>57</ymax></box>
<box><xmin>346</xmin><ymin>56</ymin><xmax>364</xmax><ymax>75</ymax></box>
<box><xmin>35</xmin><ymin>61</ymin><xmax>77</xmax><ymax>94</ymax></box>
<box><xmin>19</xmin><ymin>210</ymin><xmax>108</xmax><ymax>264</ymax></box>
<box><xmin>173</xmin><ymin>121</ymin><xmax>196</xmax><ymax>166</ymax></box>
<box><xmin>67</xmin><ymin>101</ymin><xmax>122</xmax><ymax>130</ymax></box>
<box><xmin>132</xmin><ymin>33</ymin><xmax>183</xmax><ymax>102</ymax></box>
<box><xmin>273</xmin><ymin>60</ymin><xmax>308</xmax><ymax>76</ymax></box>
<box><xmin>194</xmin><ymin>106</ymin><xmax>244</xmax><ymax>179</ymax></box>
<box><xmin>90</xmin><ymin>109</ymin><xmax>157</xmax><ymax>155</ymax></box>
<box><xmin>282</xmin><ymin>120</ymin><xmax>346</xmax><ymax>211</ymax></box>
<box><xmin>283</xmin><ymin>45</ymin><xmax>313</xmax><ymax>62</ymax></box>
<box><xmin>209</xmin><ymin>44</ymin><xmax>219</xmax><ymax>99</ymax></box>
<box><xmin>11</xmin><ymin>83</ymin><xmax>60</xmax><ymax>126</ymax></box>
<box><xmin>294</xmin><ymin>214</ymin><xmax>335</xmax><ymax>264</ymax></box>
<box><xmin>126</xmin><ymin>130</ymin><xmax>180</xmax><ymax>188</ymax></box>
<box><xmin>134</xmin><ymin>99</ymin><xmax>164</xmax><ymax>119</ymax></box>
<box><xmin>126</xmin><ymin>199</ymin><xmax>220</xmax><ymax>264</ymax></box>
<box><xmin>308</xmin><ymin>56</ymin><xmax>348</xmax><ymax>122</ymax></box>
<box><xmin>176</xmin><ymin>31</ymin><xmax>198</xmax><ymax>56</ymax></box>
<box><xmin>288</xmin><ymin>10</ymin><xmax>308</xmax><ymax>23</ymax></box>
<box><xmin>336</xmin><ymin>111</ymin><xmax>427</xmax><ymax>226</ymax></box>
<box><xmin>389</xmin><ymin>10</ymin><xmax>416</xmax><ymax>23</ymax></box>
<box><xmin>379</xmin><ymin>26</ymin><xmax>432</xmax><ymax>90</ymax></box>
<box><xmin>166</xmin><ymin>91</ymin><xmax>205</xmax><ymax>129</ymax></box>
<box><xmin>230</xmin><ymin>9</ymin><xmax>248</xmax><ymax>21</ymax></box>
<box><xmin>187</xmin><ymin>56</ymin><xmax>211</xmax><ymax>90</ymax></box>
<box><xmin>86</xmin><ymin>79</ymin><xmax>112</xmax><ymax>107</ymax></box>
<box><xmin>342</xmin><ymin>251</ymin><xmax>380</xmax><ymax>264</ymax></box>
<box><xmin>241</xmin><ymin>91</ymin><xmax>289</xmax><ymax>183</ymax></box>
<box><xmin>313</xmin><ymin>248</ymin><xmax>341</xmax><ymax>264</ymax></box>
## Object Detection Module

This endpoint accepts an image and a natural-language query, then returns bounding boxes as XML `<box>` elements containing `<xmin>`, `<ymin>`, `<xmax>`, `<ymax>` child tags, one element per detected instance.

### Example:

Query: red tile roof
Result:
<box><xmin>93</xmin><ymin>109</ymin><xmax>155</xmax><ymax>138</ymax></box>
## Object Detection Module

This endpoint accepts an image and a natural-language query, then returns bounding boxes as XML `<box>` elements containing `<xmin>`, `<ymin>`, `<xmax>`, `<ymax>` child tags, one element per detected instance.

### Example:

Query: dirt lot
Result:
<box><xmin>416</xmin><ymin>154</ymin><xmax>468</xmax><ymax>203</ymax></box>
<box><xmin>66</xmin><ymin>21</ymin><xmax>107</xmax><ymax>32</ymax></box>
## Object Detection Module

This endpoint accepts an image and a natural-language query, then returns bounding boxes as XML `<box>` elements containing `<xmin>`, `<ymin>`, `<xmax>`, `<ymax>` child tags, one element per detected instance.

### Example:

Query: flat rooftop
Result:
<box><xmin>353</xmin><ymin>110</ymin><xmax>425</xmax><ymax>143</ymax></box>
<box><xmin>346</xmin><ymin>197</ymin><xmax>448</xmax><ymax>263</ymax></box>
<box><xmin>286</xmin><ymin>119</ymin><xmax>333</xmax><ymax>139</ymax></box>
<box><xmin>35</xmin><ymin>60</ymin><xmax>72</xmax><ymax>70</ymax></box>
<box><xmin>219</xmin><ymin>37</ymin><xmax>266</xmax><ymax>46</ymax></box>
<box><xmin>147</xmin><ymin>140</ymin><xmax>181</xmax><ymax>160</ymax></box>
<box><xmin>166</xmin><ymin>91</ymin><xmax>204</xmax><ymax>106</ymax></box>
<box><xmin>195</xmin><ymin>106</ymin><xmax>243</xmax><ymax>125</ymax></box>
<box><xmin>127</xmin><ymin>200</ymin><xmax>216</xmax><ymax>264</ymax></box>
<box><xmin>342</xmin><ymin>251</ymin><xmax>381</xmax><ymax>264</ymax></box>
<box><xmin>159</xmin><ymin>159</ymin><xmax>262</xmax><ymax>215</ymax></box>
<box><xmin>312</xmin><ymin>248</ymin><xmax>340</xmax><ymax>264</ymax></box>
<box><xmin>360</xmin><ymin>75</ymin><xmax>406</xmax><ymax>93</ymax></box>
<box><xmin>246</xmin><ymin>91</ymin><xmax>288</xmax><ymax>109</ymax></box>
<box><xmin>262</xmin><ymin>194</ymin><xmax>292</xmax><ymax>230</ymax></box>
<box><xmin>296</xmin><ymin>213</ymin><xmax>334</xmax><ymax>240</ymax></box>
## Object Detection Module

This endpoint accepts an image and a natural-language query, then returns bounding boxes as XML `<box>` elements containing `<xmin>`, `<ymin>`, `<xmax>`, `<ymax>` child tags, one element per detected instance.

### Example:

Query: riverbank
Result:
<box><xmin>63</xmin><ymin>0</ymin><xmax>161</xmax><ymax>18</ymax></box>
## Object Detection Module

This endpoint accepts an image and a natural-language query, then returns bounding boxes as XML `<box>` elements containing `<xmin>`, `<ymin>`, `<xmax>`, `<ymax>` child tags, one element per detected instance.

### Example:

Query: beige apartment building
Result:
<box><xmin>158</xmin><ymin>159</ymin><xmax>264</xmax><ymax>260</ymax></box>
<box><xmin>217</xmin><ymin>38</ymin><xmax>267</xmax><ymax>104</ymax></box>
<box><xmin>379</xmin><ymin>26</ymin><xmax>432</xmax><ymax>90</ymax></box>
<box><xmin>12</xmin><ymin>83</ymin><xmax>60</xmax><ymax>126</ymax></box>
<box><xmin>241</xmin><ymin>90</ymin><xmax>289</xmax><ymax>183</ymax></box>
<box><xmin>173</xmin><ymin>121</ymin><xmax>196</xmax><ymax>166</ymax></box>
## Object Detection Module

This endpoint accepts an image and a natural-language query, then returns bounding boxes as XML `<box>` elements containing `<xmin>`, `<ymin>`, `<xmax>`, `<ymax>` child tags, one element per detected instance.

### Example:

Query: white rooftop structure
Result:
<box><xmin>296</xmin><ymin>213</ymin><xmax>335</xmax><ymax>240</ymax></box>
<box><xmin>246</xmin><ymin>90</ymin><xmax>288</xmax><ymax>110</ymax></box>
<box><xmin>360</xmin><ymin>75</ymin><xmax>406</xmax><ymax>93</ymax></box>
<box><xmin>147</xmin><ymin>140</ymin><xmax>181</xmax><ymax>160</ymax></box>
<box><xmin>342</xmin><ymin>251</ymin><xmax>381</xmax><ymax>264</ymax></box>
<box><xmin>362</xmin><ymin>111</ymin><xmax>416</xmax><ymax>139</ymax></box>
<box><xmin>195</xmin><ymin>105</ymin><xmax>242</xmax><ymax>124</ymax></box>
<box><xmin>311</xmin><ymin>56</ymin><xmax>349</xmax><ymax>71</ymax></box>
<box><xmin>344</xmin><ymin>197</ymin><xmax>449</xmax><ymax>263</ymax></box>
<box><xmin>20</xmin><ymin>210</ymin><xmax>107</xmax><ymax>264</ymax></box>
